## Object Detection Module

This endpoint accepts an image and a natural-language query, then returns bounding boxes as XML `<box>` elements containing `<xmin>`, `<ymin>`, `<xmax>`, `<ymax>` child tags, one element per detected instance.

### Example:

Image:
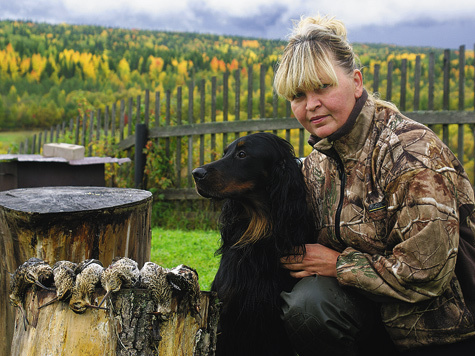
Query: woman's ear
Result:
<box><xmin>353</xmin><ymin>69</ymin><xmax>364</xmax><ymax>98</ymax></box>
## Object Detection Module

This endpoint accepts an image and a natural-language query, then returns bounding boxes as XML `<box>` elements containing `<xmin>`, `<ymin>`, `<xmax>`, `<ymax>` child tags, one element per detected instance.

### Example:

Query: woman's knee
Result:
<box><xmin>281</xmin><ymin>275</ymin><xmax>379</xmax><ymax>355</ymax></box>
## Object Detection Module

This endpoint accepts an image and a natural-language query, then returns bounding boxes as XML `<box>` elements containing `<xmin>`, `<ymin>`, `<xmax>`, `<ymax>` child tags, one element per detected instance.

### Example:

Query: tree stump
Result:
<box><xmin>10</xmin><ymin>287</ymin><xmax>219</xmax><ymax>356</ymax></box>
<box><xmin>0</xmin><ymin>187</ymin><xmax>153</xmax><ymax>356</ymax></box>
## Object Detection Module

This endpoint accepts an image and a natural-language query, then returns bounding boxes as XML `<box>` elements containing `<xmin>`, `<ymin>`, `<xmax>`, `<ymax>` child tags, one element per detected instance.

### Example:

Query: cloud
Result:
<box><xmin>1</xmin><ymin>0</ymin><xmax>475</xmax><ymax>47</ymax></box>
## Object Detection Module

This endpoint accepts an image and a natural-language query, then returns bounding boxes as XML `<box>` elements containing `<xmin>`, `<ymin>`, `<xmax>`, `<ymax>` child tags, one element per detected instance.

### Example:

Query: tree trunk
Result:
<box><xmin>0</xmin><ymin>187</ymin><xmax>153</xmax><ymax>356</ymax></box>
<box><xmin>10</xmin><ymin>288</ymin><xmax>218</xmax><ymax>356</ymax></box>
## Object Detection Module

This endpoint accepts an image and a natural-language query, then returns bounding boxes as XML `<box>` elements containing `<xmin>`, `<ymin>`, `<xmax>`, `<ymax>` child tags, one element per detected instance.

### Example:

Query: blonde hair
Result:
<box><xmin>274</xmin><ymin>15</ymin><xmax>399</xmax><ymax>111</ymax></box>
<box><xmin>274</xmin><ymin>15</ymin><xmax>360</xmax><ymax>101</ymax></box>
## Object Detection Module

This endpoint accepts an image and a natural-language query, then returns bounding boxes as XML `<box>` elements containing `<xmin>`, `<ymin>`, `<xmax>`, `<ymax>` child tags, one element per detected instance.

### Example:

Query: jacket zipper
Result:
<box><xmin>334</xmin><ymin>152</ymin><xmax>346</xmax><ymax>246</ymax></box>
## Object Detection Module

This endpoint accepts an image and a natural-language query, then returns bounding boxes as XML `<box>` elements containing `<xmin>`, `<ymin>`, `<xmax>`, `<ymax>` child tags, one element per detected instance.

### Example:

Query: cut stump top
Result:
<box><xmin>0</xmin><ymin>186</ymin><xmax>152</xmax><ymax>213</ymax></box>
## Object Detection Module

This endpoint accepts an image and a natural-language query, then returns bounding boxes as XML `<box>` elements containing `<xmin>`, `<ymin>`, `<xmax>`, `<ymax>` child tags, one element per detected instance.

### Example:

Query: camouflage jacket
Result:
<box><xmin>302</xmin><ymin>91</ymin><xmax>475</xmax><ymax>350</ymax></box>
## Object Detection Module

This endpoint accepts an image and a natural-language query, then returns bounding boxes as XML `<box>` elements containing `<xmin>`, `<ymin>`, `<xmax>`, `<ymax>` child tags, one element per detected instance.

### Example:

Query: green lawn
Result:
<box><xmin>0</xmin><ymin>130</ymin><xmax>40</xmax><ymax>154</ymax></box>
<box><xmin>150</xmin><ymin>228</ymin><xmax>221</xmax><ymax>291</ymax></box>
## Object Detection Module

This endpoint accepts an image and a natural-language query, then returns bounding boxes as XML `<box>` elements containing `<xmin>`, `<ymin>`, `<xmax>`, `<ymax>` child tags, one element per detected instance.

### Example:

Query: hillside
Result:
<box><xmin>0</xmin><ymin>20</ymin><xmax>453</xmax><ymax>131</ymax></box>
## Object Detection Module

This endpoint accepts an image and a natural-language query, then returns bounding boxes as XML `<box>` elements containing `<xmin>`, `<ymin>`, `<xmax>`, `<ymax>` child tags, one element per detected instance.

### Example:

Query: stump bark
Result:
<box><xmin>10</xmin><ymin>288</ymin><xmax>218</xmax><ymax>356</ymax></box>
<box><xmin>0</xmin><ymin>187</ymin><xmax>153</xmax><ymax>356</ymax></box>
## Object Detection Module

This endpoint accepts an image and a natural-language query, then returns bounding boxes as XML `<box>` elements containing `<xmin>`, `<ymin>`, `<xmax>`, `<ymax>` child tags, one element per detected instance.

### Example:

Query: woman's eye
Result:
<box><xmin>318</xmin><ymin>84</ymin><xmax>331</xmax><ymax>90</ymax></box>
<box><xmin>293</xmin><ymin>92</ymin><xmax>305</xmax><ymax>100</ymax></box>
<box><xmin>237</xmin><ymin>151</ymin><xmax>247</xmax><ymax>158</ymax></box>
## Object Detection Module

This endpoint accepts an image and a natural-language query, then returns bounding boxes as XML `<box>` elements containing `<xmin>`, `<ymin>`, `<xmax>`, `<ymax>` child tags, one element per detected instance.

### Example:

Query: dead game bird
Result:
<box><xmin>97</xmin><ymin>257</ymin><xmax>140</xmax><ymax>308</ymax></box>
<box><xmin>9</xmin><ymin>257</ymin><xmax>55</xmax><ymax>329</ymax></box>
<box><xmin>69</xmin><ymin>259</ymin><xmax>106</xmax><ymax>314</ymax></box>
<box><xmin>140</xmin><ymin>262</ymin><xmax>175</xmax><ymax>319</ymax></box>
<box><xmin>23</xmin><ymin>257</ymin><xmax>54</xmax><ymax>291</ymax></box>
<box><xmin>38</xmin><ymin>260</ymin><xmax>78</xmax><ymax>309</ymax></box>
<box><xmin>168</xmin><ymin>264</ymin><xmax>201</xmax><ymax>316</ymax></box>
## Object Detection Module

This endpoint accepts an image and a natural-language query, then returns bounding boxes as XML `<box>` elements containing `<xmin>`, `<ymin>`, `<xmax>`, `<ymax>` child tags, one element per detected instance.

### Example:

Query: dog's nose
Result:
<box><xmin>192</xmin><ymin>167</ymin><xmax>207</xmax><ymax>180</ymax></box>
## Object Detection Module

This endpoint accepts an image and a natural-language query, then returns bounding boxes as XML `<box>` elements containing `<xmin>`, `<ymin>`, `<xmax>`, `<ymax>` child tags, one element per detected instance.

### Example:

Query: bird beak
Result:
<box><xmin>97</xmin><ymin>290</ymin><xmax>112</xmax><ymax>308</ymax></box>
<box><xmin>34</xmin><ymin>280</ymin><xmax>55</xmax><ymax>291</ymax></box>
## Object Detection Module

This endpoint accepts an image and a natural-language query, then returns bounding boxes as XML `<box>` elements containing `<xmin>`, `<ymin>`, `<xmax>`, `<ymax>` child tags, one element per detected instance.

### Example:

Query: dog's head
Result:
<box><xmin>192</xmin><ymin>133</ymin><xmax>299</xmax><ymax>201</ymax></box>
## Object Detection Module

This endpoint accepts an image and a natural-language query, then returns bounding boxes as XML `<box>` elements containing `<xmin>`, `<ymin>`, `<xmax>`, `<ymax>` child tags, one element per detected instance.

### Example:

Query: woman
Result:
<box><xmin>274</xmin><ymin>15</ymin><xmax>475</xmax><ymax>356</ymax></box>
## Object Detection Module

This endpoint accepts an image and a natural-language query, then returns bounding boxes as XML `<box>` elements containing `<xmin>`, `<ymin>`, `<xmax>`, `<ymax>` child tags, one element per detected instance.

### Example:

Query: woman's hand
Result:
<box><xmin>281</xmin><ymin>243</ymin><xmax>341</xmax><ymax>278</ymax></box>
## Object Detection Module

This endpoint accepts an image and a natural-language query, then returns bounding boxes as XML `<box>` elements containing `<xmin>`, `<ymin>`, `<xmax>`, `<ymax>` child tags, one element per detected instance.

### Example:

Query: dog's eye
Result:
<box><xmin>237</xmin><ymin>151</ymin><xmax>246</xmax><ymax>159</ymax></box>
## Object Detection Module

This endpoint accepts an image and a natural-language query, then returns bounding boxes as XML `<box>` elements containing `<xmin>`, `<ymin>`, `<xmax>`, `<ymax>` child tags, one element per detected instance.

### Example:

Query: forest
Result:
<box><xmin>1</xmin><ymin>20</ymin><xmax>470</xmax><ymax>132</ymax></box>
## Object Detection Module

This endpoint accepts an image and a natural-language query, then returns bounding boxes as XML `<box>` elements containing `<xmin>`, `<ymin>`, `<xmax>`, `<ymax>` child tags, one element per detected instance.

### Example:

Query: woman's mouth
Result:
<box><xmin>310</xmin><ymin>115</ymin><xmax>327</xmax><ymax>124</ymax></box>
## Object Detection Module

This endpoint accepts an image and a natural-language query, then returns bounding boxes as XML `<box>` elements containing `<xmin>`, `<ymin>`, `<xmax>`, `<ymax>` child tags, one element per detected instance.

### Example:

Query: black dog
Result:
<box><xmin>192</xmin><ymin>132</ymin><xmax>316</xmax><ymax>356</ymax></box>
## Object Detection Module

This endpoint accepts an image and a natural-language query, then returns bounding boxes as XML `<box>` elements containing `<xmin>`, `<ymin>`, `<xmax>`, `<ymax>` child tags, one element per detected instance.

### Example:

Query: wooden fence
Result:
<box><xmin>19</xmin><ymin>45</ymin><xmax>475</xmax><ymax>199</ymax></box>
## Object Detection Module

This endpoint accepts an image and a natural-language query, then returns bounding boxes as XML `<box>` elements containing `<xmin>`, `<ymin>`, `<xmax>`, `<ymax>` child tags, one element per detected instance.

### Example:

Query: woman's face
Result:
<box><xmin>290</xmin><ymin>63</ymin><xmax>363</xmax><ymax>139</ymax></box>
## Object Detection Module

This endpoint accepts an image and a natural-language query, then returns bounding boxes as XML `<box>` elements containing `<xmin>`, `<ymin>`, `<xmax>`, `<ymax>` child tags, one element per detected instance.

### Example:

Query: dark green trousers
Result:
<box><xmin>280</xmin><ymin>275</ymin><xmax>397</xmax><ymax>356</ymax></box>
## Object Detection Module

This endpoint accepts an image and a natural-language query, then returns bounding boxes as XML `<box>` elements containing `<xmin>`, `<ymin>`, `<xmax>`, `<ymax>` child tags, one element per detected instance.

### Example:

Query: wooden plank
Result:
<box><xmin>299</xmin><ymin>128</ymin><xmax>305</xmax><ymax>157</ymax></box>
<box><xmin>223</xmin><ymin>71</ymin><xmax>229</xmax><ymax>147</ymax></box>
<box><xmin>136</xmin><ymin>95</ymin><xmax>141</xmax><ymax>125</ymax></box>
<box><xmin>144</xmin><ymin>89</ymin><xmax>150</xmax><ymax>127</ymax></box>
<box><xmin>459</xmin><ymin>45</ymin><xmax>465</xmax><ymax>111</ymax></box>
<box><xmin>104</xmin><ymin>105</ymin><xmax>109</xmax><ymax>137</ymax></box>
<box><xmin>82</xmin><ymin>112</ymin><xmax>87</xmax><ymax>147</ymax></box>
<box><xmin>458</xmin><ymin>124</ymin><xmax>464</xmax><ymax>162</ymax></box>
<box><xmin>386</xmin><ymin>60</ymin><xmax>393</xmax><ymax>102</ymax></box>
<box><xmin>406</xmin><ymin>111</ymin><xmax>475</xmax><ymax>124</ymax></box>
<box><xmin>110</xmin><ymin>112</ymin><xmax>475</xmax><ymax>151</ymax></box>
<box><xmin>199</xmin><ymin>79</ymin><xmax>205</xmax><ymax>166</ymax></box>
<box><xmin>165</xmin><ymin>91</ymin><xmax>171</xmax><ymax>157</ymax></box>
<box><xmin>120</xmin><ymin>99</ymin><xmax>125</xmax><ymax>142</ymax></box>
<box><xmin>89</xmin><ymin>112</ymin><xmax>94</xmax><ymax>156</ymax></box>
<box><xmin>111</xmin><ymin>102</ymin><xmax>116</xmax><ymax>142</ymax></box>
<box><xmin>176</xmin><ymin>87</ymin><xmax>182</xmax><ymax>188</ymax></box>
<box><xmin>413</xmin><ymin>56</ymin><xmax>421</xmax><ymax>110</ymax></box>
<box><xmin>75</xmin><ymin>116</ymin><xmax>80</xmax><ymax>145</ymax></box>
<box><xmin>96</xmin><ymin>108</ymin><xmax>101</xmax><ymax>141</ymax></box>
<box><xmin>400</xmin><ymin>59</ymin><xmax>407</xmax><ymax>111</ymax></box>
<box><xmin>234</xmin><ymin>69</ymin><xmax>241</xmax><ymax>140</ymax></box>
<box><xmin>247</xmin><ymin>65</ymin><xmax>253</xmax><ymax>121</ymax></box>
<box><xmin>155</xmin><ymin>91</ymin><xmax>160</xmax><ymax>128</ymax></box>
<box><xmin>443</xmin><ymin>49</ymin><xmax>450</xmax><ymax>110</ymax></box>
<box><xmin>272</xmin><ymin>88</ymin><xmax>278</xmax><ymax>135</ymax></box>
<box><xmin>156</xmin><ymin>188</ymin><xmax>201</xmax><ymax>200</ymax></box>
<box><xmin>188</xmin><ymin>81</ymin><xmax>194</xmax><ymax>188</ymax></box>
<box><xmin>260</xmin><ymin>64</ymin><xmax>266</xmax><ymax>118</ymax></box>
<box><xmin>373</xmin><ymin>63</ymin><xmax>380</xmax><ymax>94</ymax></box>
<box><xmin>147</xmin><ymin>118</ymin><xmax>301</xmax><ymax>139</ymax></box>
<box><xmin>428</xmin><ymin>52</ymin><xmax>435</xmax><ymax>110</ymax></box>
<box><xmin>128</xmin><ymin>97</ymin><xmax>133</xmax><ymax>137</ymax></box>
<box><xmin>211</xmin><ymin>77</ymin><xmax>217</xmax><ymax>161</ymax></box>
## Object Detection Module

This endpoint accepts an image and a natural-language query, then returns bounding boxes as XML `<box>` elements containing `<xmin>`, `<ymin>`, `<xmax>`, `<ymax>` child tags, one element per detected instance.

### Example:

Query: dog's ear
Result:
<box><xmin>268</xmin><ymin>155</ymin><xmax>301</xmax><ymax>204</ymax></box>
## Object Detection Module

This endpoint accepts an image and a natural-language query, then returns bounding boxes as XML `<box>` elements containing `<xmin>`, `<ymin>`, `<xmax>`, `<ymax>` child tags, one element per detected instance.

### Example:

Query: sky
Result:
<box><xmin>1</xmin><ymin>0</ymin><xmax>475</xmax><ymax>49</ymax></box>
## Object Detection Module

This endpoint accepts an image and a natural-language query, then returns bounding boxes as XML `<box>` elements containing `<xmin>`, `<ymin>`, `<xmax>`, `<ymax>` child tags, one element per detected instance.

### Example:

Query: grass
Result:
<box><xmin>150</xmin><ymin>227</ymin><xmax>221</xmax><ymax>291</ymax></box>
<box><xmin>0</xmin><ymin>130</ymin><xmax>41</xmax><ymax>154</ymax></box>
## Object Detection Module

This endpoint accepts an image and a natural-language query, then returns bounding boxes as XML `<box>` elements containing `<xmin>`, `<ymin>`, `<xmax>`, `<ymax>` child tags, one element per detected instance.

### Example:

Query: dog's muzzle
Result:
<box><xmin>192</xmin><ymin>167</ymin><xmax>207</xmax><ymax>181</ymax></box>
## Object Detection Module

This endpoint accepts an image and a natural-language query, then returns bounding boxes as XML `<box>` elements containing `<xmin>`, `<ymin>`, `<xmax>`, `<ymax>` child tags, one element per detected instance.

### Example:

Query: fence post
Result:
<box><xmin>134</xmin><ymin>123</ymin><xmax>148</xmax><ymax>189</ymax></box>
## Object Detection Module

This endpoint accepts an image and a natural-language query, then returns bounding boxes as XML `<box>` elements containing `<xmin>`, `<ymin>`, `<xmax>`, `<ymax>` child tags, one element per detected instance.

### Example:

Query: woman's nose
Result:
<box><xmin>306</xmin><ymin>92</ymin><xmax>321</xmax><ymax>111</ymax></box>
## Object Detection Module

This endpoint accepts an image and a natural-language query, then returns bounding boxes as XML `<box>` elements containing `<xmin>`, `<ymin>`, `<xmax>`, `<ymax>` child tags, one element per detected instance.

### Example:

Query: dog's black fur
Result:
<box><xmin>192</xmin><ymin>133</ymin><xmax>316</xmax><ymax>356</ymax></box>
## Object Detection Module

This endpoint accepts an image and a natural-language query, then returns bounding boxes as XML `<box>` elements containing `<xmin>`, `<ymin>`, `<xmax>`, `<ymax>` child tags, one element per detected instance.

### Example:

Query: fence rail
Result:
<box><xmin>19</xmin><ymin>45</ymin><xmax>475</xmax><ymax>198</ymax></box>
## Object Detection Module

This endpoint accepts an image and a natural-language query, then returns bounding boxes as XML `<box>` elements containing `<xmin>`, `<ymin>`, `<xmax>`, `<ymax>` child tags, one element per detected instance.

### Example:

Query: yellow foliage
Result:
<box><xmin>210</xmin><ymin>56</ymin><xmax>219</xmax><ymax>72</ymax></box>
<box><xmin>20</xmin><ymin>58</ymin><xmax>31</xmax><ymax>75</ymax></box>
<box><xmin>246</xmin><ymin>50</ymin><xmax>257</xmax><ymax>65</ymax></box>
<box><xmin>31</xmin><ymin>53</ymin><xmax>47</xmax><ymax>76</ymax></box>
<box><xmin>177</xmin><ymin>60</ymin><xmax>189</xmax><ymax>76</ymax></box>
<box><xmin>242</xmin><ymin>40</ymin><xmax>259</xmax><ymax>48</ymax></box>
<box><xmin>227</xmin><ymin>59</ymin><xmax>239</xmax><ymax>72</ymax></box>
<box><xmin>149</xmin><ymin>56</ymin><xmax>164</xmax><ymax>72</ymax></box>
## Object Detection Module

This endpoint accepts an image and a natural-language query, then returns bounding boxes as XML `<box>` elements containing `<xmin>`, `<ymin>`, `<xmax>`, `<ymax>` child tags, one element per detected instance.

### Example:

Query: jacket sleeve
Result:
<box><xmin>336</xmin><ymin>167</ymin><xmax>461</xmax><ymax>303</ymax></box>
